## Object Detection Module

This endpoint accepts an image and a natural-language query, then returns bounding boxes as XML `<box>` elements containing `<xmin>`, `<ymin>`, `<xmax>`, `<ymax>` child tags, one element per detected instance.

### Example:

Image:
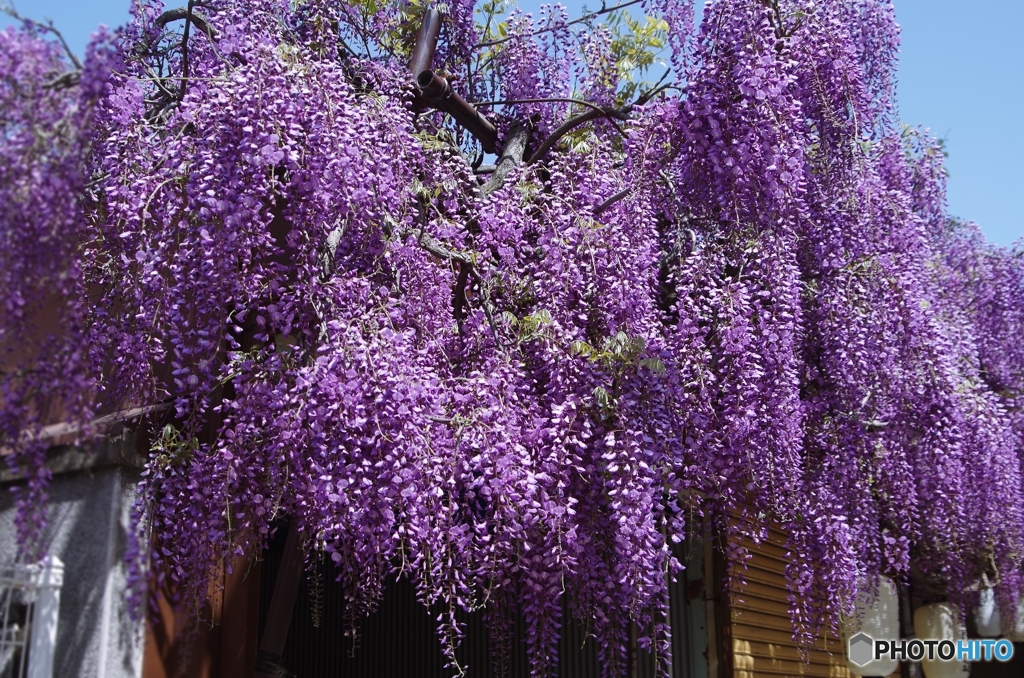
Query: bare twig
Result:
<box><xmin>405</xmin><ymin>231</ymin><xmax>505</xmax><ymax>350</ymax></box>
<box><xmin>424</xmin><ymin>414</ymin><xmax>454</xmax><ymax>424</ymax></box>
<box><xmin>453</xmin><ymin>262</ymin><xmax>472</xmax><ymax>324</ymax></box>
<box><xmin>760</xmin><ymin>0</ymin><xmax>788</xmax><ymax>40</ymax></box>
<box><xmin>178</xmin><ymin>1</ymin><xmax>195</xmax><ymax>99</ymax></box>
<box><xmin>526</xmin><ymin>76</ymin><xmax>676</xmax><ymax>165</ymax></box>
<box><xmin>399</xmin><ymin>226</ymin><xmax>504</xmax><ymax>350</ymax></box>
<box><xmin>2</xmin><ymin>6</ymin><xmax>83</xmax><ymax>70</ymax></box>
<box><xmin>478</xmin><ymin>97</ymin><xmax>631</xmax><ymax>142</ymax></box>
<box><xmin>453</xmin><ymin>262</ymin><xmax>504</xmax><ymax>350</ymax></box>
<box><xmin>49</xmin><ymin>24</ymin><xmax>82</xmax><ymax>70</ymax></box>
<box><xmin>476</xmin><ymin>97</ymin><xmax>622</xmax><ymax>117</ymax></box>
<box><xmin>635</xmin><ymin>70</ymin><xmax>674</xmax><ymax>106</ymax></box>
<box><xmin>477</xmin><ymin>277</ymin><xmax>504</xmax><ymax>350</ymax></box>
<box><xmin>527</xmin><ymin>108</ymin><xmax>608</xmax><ymax>165</ymax></box>
<box><xmin>44</xmin><ymin>71</ymin><xmax>80</xmax><ymax>90</ymax></box>
<box><xmin>144</xmin><ymin>66</ymin><xmax>179</xmax><ymax>100</ymax></box>
<box><xmin>155</xmin><ymin>7</ymin><xmax>218</xmax><ymax>40</ymax></box>
<box><xmin>473</xmin><ymin>0</ymin><xmax>644</xmax><ymax>49</ymax></box>
<box><xmin>594</xmin><ymin>188</ymin><xmax>631</xmax><ymax>215</ymax></box>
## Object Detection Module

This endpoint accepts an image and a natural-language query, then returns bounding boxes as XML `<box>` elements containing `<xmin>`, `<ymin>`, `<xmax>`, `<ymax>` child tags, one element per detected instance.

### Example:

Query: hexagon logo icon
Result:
<box><xmin>848</xmin><ymin>632</ymin><xmax>875</xmax><ymax>667</ymax></box>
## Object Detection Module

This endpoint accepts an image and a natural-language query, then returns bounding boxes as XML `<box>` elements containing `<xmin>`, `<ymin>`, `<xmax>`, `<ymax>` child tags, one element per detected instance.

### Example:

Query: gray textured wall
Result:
<box><xmin>0</xmin><ymin>464</ymin><xmax>144</xmax><ymax>678</ymax></box>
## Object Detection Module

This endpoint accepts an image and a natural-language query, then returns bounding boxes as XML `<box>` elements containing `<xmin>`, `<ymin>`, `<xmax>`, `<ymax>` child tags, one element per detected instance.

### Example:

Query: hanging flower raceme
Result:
<box><xmin>0</xmin><ymin>22</ymin><xmax>116</xmax><ymax>558</ymax></box>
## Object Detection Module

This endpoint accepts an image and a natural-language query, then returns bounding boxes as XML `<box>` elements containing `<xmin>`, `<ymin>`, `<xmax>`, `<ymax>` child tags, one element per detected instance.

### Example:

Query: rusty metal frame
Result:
<box><xmin>409</xmin><ymin>9</ymin><xmax>498</xmax><ymax>154</ymax></box>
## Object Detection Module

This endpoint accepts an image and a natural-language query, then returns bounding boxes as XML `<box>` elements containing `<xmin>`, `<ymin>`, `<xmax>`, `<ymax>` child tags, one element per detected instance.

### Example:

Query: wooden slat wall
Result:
<box><xmin>724</xmin><ymin>526</ymin><xmax>852</xmax><ymax>678</ymax></box>
<box><xmin>256</xmin><ymin>534</ymin><xmax>699</xmax><ymax>678</ymax></box>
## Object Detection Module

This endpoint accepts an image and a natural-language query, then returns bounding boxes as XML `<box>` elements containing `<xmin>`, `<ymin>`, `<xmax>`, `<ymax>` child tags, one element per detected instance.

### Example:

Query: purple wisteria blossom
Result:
<box><xmin>1</xmin><ymin>1</ymin><xmax>1022</xmax><ymax>676</ymax></box>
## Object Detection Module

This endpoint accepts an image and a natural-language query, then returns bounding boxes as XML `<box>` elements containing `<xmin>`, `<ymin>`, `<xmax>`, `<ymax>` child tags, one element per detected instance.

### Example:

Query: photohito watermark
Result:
<box><xmin>848</xmin><ymin>632</ymin><xmax>1014</xmax><ymax>666</ymax></box>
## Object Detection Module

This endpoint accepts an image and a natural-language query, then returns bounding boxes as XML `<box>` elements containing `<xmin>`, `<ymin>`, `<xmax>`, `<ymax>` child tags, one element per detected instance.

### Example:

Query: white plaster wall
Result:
<box><xmin>0</xmin><ymin>466</ymin><xmax>144</xmax><ymax>678</ymax></box>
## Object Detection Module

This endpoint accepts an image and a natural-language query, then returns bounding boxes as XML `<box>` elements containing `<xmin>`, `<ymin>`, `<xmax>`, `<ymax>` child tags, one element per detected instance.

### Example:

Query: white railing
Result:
<box><xmin>0</xmin><ymin>556</ymin><xmax>64</xmax><ymax>678</ymax></box>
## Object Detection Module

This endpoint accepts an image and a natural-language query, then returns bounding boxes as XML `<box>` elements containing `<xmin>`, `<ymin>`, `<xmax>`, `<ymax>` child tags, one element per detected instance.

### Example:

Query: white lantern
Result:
<box><xmin>914</xmin><ymin>602</ymin><xmax>970</xmax><ymax>678</ymax></box>
<box><xmin>974</xmin><ymin>588</ymin><xmax>1001</xmax><ymax>637</ymax></box>
<box><xmin>841</xmin><ymin>576</ymin><xmax>900</xmax><ymax>677</ymax></box>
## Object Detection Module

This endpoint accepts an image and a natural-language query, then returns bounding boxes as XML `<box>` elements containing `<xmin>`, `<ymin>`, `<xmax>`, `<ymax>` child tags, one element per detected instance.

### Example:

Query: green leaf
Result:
<box><xmin>639</xmin><ymin>357</ymin><xmax>666</xmax><ymax>376</ymax></box>
<box><xmin>571</xmin><ymin>340</ymin><xmax>594</xmax><ymax>357</ymax></box>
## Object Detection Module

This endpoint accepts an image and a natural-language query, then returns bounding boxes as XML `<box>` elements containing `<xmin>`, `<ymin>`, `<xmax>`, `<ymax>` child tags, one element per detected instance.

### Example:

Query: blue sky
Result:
<box><xmin>3</xmin><ymin>0</ymin><xmax>1022</xmax><ymax>247</ymax></box>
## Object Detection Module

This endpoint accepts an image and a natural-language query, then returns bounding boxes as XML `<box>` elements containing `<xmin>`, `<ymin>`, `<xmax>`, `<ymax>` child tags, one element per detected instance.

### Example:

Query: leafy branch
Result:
<box><xmin>473</xmin><ymin>0</ymin><xmax>645</xmax><ymax>49</ymax></box>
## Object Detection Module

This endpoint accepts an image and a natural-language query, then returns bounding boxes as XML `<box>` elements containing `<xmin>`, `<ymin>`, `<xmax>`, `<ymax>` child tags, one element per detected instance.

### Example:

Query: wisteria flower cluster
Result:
<box><xmin>2</xmin><ymin>0</ymin><xmax>1023</xmax><ymax>676</ymax></box>
<box><xmin>0</xmin><ymin>20</ymin><xmax>115</xmax><ymax>558</ymax></box>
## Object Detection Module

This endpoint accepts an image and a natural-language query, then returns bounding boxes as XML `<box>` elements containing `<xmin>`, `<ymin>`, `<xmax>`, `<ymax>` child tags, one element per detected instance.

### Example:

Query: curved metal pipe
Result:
<box><xmin>416</xmin><ymin>70</ymin><xmax>498</xmax><ymax>153</ymax></box>
<box><xmin>408</xmin><ymin>8</ymin><xmax>441</xmax><ymax>77</ymax></box>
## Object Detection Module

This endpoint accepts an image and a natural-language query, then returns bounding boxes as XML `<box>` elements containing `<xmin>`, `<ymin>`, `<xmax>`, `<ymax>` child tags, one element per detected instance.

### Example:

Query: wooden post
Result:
<box><xmin>254</xmin><ymin>521</ymin><xmax>304</xmax><ymax>678</ymax></box>
<box><xmin>899</xmin><ymin>581</ymin><xmax>923</xmax><ymax>678</ymax></box>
